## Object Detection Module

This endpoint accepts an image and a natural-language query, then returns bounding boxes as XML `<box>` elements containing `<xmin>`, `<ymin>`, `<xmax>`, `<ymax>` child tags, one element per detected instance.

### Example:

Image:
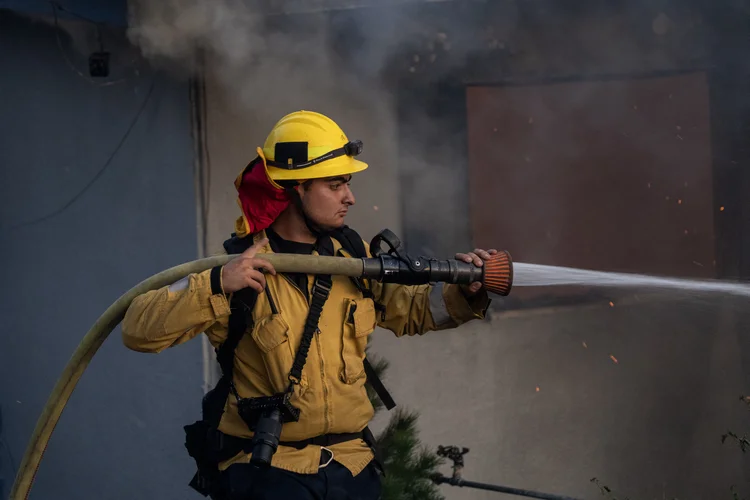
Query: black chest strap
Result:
<box><xmin>289</xmin><ymin>273</ymin><xmax>332</xmax><ymax>385</ymax></box>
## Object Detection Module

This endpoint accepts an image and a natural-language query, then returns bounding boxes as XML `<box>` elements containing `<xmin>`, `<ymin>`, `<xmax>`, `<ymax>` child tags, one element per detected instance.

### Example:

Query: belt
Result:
<box><xmin>280</xmin><ymin>431</ymin><xmax>366</xmax><ymax>450</ymax></box>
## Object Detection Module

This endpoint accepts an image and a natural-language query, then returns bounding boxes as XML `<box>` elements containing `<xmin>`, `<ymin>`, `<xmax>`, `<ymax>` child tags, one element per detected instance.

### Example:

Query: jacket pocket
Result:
<box><xmin>340</xmin><ymin>298</ymin><xmax>377</xmax><ymax>384</ymax></box>
<box><xmin>251</xmin><ymin>314</ymin><xmax>308</xmax><ymax>394</ymax></box>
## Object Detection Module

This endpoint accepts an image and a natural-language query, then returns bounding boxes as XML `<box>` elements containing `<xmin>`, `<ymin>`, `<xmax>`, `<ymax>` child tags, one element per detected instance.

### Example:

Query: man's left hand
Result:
<box><xmin>455</xmin><ymin>248</ymin><xmax>498</xmax><ymax>296</ymax></box>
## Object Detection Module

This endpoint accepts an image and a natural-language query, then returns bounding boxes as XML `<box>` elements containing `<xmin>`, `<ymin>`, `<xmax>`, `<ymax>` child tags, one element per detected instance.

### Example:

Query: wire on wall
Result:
<box><xmin>8</xmin><ymin>77</ymin><xmax>157</xmax><ymax>230</ymax></box>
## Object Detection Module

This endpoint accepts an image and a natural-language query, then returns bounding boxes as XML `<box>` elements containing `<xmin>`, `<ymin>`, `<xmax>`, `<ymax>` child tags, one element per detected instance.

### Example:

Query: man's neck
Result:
<box><xmin>270</xmin><ymin>207</ymin><xmax>317</xmax><ymax>244</ymax></box>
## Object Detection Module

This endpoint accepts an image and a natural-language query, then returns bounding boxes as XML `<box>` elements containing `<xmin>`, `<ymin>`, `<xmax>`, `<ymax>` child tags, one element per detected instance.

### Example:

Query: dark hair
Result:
<box><xmin>278</xmin><ymin>179</ymin><xmax>314</xmax><ymax>191</ymax></box>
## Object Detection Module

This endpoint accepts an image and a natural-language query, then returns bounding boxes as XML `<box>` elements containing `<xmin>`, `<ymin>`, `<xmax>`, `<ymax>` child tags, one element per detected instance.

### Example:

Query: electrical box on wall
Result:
<box><xmin>88</xmin><ymin>51</ymin><xmax>110</xmax><ymax>77</ymax></box>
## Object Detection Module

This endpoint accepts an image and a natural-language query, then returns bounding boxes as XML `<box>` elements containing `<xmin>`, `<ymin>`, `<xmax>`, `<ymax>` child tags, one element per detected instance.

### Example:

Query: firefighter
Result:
<box><xmin>121</xmin><ymin>110</ymin><xmax>495</xmax><ymax>500</ymax></box>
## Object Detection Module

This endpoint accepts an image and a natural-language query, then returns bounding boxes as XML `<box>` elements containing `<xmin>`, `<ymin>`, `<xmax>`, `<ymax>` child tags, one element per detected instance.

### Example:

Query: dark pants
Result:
<box><xmin>217</xmin><ymin>460</ymin><xmax>382</xmax><ymax>500</ymax></box>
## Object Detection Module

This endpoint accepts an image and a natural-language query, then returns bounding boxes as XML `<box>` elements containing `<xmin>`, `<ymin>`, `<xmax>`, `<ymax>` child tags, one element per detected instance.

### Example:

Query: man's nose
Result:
<box><xmin>343</xmin><ymin>185</ymin><xmax>355</xmax><ymax>206</ymax></box>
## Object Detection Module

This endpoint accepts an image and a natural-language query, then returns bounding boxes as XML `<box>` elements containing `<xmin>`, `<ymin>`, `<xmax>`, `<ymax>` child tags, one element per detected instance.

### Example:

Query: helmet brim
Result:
<box><xmin>266</xmin><ymin>157</ymin><xmax>368</xmax><ymax>181</ymax></box>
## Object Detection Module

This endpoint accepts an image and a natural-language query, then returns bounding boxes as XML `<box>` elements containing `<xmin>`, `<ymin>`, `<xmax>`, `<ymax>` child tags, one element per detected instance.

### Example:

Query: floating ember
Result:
<box><xmin>582</xmin><ymin>342</ymin><xmax>588</xmax><ymax>348</ymax></box>
<box><xmin>720</xmin><ymin>206</ymin><xmax>725</xmax><ymax>211</ymax></box>
<box><xmin>610</xmin><ymin>355</ymin><xmax>619</xmax><ymax>364</ymax></box>
<box><xmin>609</xmin><ymin>301</ymin><xmax>614</xmax><ymax>307</ymax></box>
<box><xmin>536</xmin><ymin>387</ymin><xmax>540</xmax><ymax>392</ymax></box>
<box><xmin>373</xmin><ymin>206</ymin><xmax>379</xmax><ymax>211</ymax></box>
<box><xmin>678</xmin><ymin>199</ymin><xmax>682</xmax><ymax>204</ymax></box>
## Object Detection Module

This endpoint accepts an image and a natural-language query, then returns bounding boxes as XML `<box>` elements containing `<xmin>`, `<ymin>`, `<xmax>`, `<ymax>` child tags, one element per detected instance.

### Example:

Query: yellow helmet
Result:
<box><xmin>258</xmin><ymin>110</ymin><xmax>368</xmax><ymax>182</ymax></box>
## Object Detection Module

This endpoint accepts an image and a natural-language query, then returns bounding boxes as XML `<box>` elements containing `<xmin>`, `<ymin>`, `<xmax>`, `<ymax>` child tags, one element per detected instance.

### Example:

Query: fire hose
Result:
<box><xmin>9</xmin><ymin>232</ymin><xmax>512</xmax><ymax>500</ymax></box>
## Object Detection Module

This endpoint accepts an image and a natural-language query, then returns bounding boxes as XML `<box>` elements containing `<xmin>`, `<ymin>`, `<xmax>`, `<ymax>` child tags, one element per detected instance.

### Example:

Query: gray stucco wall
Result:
<box><xmin>0</xmin><ymin>10</ymin><xmax>202</xmax><ymax>499</ymax></box>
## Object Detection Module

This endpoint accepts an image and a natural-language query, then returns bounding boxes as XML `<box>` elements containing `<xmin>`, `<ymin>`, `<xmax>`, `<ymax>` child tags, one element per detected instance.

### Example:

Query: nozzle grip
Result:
<box><xmin>361</xmin><ymin>256</ymin><xmax>484</xmax><ymax>286</ymax></box>
<box><xmin>428</xmin><ymin>259</ymin><xmax>485</xmax><ymax>285</ymax></box>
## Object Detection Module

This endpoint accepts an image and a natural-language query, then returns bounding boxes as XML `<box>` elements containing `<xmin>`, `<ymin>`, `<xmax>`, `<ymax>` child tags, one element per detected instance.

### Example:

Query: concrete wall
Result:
<box><xmin>0</xmin><ymin>10</ymin><xmax>202</xmax><ymax>499</ymax></box>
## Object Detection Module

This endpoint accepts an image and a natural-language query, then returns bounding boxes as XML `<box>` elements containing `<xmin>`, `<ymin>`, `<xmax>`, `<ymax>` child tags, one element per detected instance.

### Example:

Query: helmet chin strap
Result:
<box><xmin>287</xmin><ymin>186</ymin><xmax>334</xmax><ymax>238</ymax></box>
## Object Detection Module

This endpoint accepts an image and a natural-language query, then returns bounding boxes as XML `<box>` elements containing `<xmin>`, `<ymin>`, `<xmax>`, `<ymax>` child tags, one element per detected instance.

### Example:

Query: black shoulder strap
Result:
<box><xmin>330</xmin><ymin>225</ymin><xmax>368</xmax><ymax>260</ymax></box>
<box><xmin>288</xmin><ymin>273</ymin><xmax>332</xmax><ymax>385</ymax></box>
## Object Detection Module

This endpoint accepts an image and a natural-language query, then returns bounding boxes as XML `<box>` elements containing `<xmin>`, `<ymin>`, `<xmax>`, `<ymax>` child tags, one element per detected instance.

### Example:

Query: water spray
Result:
<box><xmin>9</xmin><ymin>233</ymin><xmax>513</xmax><ymax>500</ymax></box>
<box><xmin>512</xmin><ymin>262</ymin><xmax>750</xmax><ymax>297</ymax></box>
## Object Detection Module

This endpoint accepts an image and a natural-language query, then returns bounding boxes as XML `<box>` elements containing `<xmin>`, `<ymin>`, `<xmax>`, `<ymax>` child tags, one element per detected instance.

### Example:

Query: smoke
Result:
<box><xmin>124</xmin><ymin>0</ymin><xmax>479</xmax><ymax>247</ymax></box>
<box><xmin>126</xmin><ymin>0</ymin><xmax>389</xmax><ymax>119</ymax></box>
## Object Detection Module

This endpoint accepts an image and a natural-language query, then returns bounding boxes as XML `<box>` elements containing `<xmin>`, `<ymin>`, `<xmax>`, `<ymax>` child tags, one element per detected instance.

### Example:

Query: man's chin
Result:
<box><xmin>330</xmin><ymin>214</ymin><xmax>347</xmax><ymax>228</ymax></box>
<box><xmin>312</xmin><ymin>220</ymin><xmax>345</xmax><ymax>233</ymax></box>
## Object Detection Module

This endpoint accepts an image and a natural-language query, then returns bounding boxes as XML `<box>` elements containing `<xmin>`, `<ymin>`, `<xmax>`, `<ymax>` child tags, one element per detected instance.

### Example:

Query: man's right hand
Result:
<box><xmin>221</xmin><ymin>238</ymin><xmax>277</xmax><ymax>293</ymax></box>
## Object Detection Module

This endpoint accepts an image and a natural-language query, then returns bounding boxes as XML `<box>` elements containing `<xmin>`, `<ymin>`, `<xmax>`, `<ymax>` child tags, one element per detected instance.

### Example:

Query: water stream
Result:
<box><xmin>513</xmin><ymin>262</ymin><xmax>750</xmax><ymax>298</ymax></box>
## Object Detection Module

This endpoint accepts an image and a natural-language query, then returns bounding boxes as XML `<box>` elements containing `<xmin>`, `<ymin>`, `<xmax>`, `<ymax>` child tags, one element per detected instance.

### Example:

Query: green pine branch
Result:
<box><xmin>376</xmin><ymin>408</ymin><xmax>445</xmax><ymax>500</ymax></box>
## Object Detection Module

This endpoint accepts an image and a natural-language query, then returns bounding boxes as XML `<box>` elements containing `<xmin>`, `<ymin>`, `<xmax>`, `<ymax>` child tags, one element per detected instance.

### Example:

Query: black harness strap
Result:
<box><xmin>363</xmin><ymin>359</ymin><xmax>396</xmax><ymax>410</ymax></box>
<box><xmin>289</xmin><ymin>273</ymin><xmax>332</xmax><ymax>385</ymax></box>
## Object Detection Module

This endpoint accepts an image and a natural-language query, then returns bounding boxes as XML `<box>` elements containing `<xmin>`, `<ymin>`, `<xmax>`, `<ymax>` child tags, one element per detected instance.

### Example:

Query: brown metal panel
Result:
<box><xmin>466</xmin><ymin>73</ymin><xmax>715</xmax><ymax>287</ymax></box>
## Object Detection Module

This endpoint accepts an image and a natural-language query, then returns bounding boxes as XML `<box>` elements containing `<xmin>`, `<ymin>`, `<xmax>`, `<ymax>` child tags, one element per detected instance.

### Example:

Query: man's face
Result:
<box><xmin>298</xmin><ymin>175</ymin><xmax>355</xmax><ymax>230</ymax></box>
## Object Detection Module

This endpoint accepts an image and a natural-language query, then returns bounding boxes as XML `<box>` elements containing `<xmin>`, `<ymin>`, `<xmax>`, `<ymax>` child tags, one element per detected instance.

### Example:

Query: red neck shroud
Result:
<box><xmin>237</xmin><ymin>161</ymin><xmax>291</xmax><ymax>234</ymax></box>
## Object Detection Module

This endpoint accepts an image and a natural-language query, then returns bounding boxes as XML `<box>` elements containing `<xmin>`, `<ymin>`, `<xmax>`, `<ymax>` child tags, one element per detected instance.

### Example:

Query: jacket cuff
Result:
<box><xmin>442</xmin><ymin>283</ymin><xmax>491</xmax><ymax>326</ymax></box>
<box><xmin>210</xmin><ymin>266</ymin><xmax>225</xmax><ymax>295</ymax></box>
